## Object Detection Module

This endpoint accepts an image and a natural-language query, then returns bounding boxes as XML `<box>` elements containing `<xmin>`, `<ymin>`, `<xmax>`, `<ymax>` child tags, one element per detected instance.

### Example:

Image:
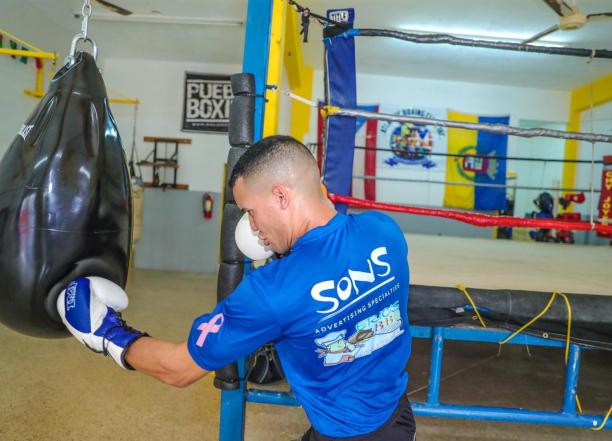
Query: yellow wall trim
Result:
<box><xmin>561</xmin><ymin>74</ymin><xmax>612</xmax><ymax>211</ymax></box>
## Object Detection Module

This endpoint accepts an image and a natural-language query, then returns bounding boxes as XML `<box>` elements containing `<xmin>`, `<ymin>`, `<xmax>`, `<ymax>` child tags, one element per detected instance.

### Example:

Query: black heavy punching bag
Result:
<box><xmin>0</xmin><ymin>52</ymin><xmax>132</xmax><ymax>338</ymax></box>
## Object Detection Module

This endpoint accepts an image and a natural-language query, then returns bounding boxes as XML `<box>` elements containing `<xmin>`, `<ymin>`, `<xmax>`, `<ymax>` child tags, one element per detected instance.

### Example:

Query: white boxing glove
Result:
<box><xmin>235</xmin><ymin>212</ymin><xmax>274</xmax><ymax>260</ymax></box>
<box><xmin>56</xmin><ymin>277</ymin><xmax>147</xmax><ymax>369</ymax></box>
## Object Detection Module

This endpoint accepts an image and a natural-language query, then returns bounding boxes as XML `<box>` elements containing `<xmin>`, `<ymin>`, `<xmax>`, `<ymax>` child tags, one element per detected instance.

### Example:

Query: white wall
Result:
<box><xmin>576</xmin><ymin>101</ymin><xmax>612</xmax><ymax>220</ymax></box>
<box><xmin>304</xmin><ymin>69</ymin><xmax>570</xmax><ymax>141</ymax></box>
<box><xmin>99</xmin><ymin>61</ymin><xmax>575</xmax><ymax>201</ymax></box>
<box><xmin>292</xmin><ymin>70</ymin><xmax>571</xmax><ymax>207</ymax></box>
<box><xmin>102</xmin><ymin>58</ymin><xmax>241</xmax><ymax>193</ymax></box>
<box><xmin>0</xmin><ymin>1</ymin><xmax>73</xmax><ymax>157</ymax></box>
<box><xmin>512</xmin><ymin>103</ymin><xmax>612</xmax><ymax>223</ymax></box>
<box><xmin>513</xmin><ymin>120</ymin><xmax>566</xmax><ymax>218</ymax></box>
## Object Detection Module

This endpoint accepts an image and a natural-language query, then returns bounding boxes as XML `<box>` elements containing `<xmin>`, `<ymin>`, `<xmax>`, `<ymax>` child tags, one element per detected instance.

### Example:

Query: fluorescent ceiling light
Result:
<box><xmin>397</xmin><ymin>24</ymin><xmax>566</xmax><ymax>47</ymax></box>
<box><xmin>83</xmin><ymin>12</ymin><xmax>243</xmax><ymax>27</ymax></box>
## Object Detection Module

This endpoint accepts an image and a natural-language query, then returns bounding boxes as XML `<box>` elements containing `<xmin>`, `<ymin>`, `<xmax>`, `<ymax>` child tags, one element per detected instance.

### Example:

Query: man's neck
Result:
<box><xmin>306</xmin><ymin>199</ymin><xmax>337</xmax><ymax>231</ymax></box>
<box><xmin>292</xmin><ymin>199</ymin><xmax>338</xmax><ymax>246</ymax></box>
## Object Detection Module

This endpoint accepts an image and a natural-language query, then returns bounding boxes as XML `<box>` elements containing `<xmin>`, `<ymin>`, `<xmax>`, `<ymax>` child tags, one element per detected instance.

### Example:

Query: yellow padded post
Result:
<box><xmin>263</xmin><ymin>0</ymin><xmax>288</xmax><ymax>137</ymax></box>
<box><xmin>289</xmin><ymin>66</ymin><xmax>314</xmax><ymax>143</ymax></box>
<box><xmin>284</xmin><ymin>5</ymin><xmax>304</xmax><ymax>91</ymax></box>
<box><xmin>283</xmin><ymin>0</ymin><xmax>314</xmax><ymax>143</ymax></box>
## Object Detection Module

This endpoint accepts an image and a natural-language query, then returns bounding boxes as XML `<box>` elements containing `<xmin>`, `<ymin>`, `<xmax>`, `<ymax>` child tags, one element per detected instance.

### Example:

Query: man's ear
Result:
<box><xmin>271</xmin><ymin>183</ymin><xmax>290</xmax><ymax>210</ymax></box>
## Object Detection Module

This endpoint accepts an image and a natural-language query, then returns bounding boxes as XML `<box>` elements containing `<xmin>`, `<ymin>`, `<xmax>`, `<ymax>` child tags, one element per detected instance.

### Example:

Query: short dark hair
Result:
<box><xmin>229</xmin><ymin>135</ymin><xmax>315</xmax><ymax>188</ymax></box>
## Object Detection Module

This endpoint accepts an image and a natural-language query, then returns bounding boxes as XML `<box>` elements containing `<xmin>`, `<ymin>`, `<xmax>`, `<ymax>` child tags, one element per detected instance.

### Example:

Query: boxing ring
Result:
<box><xmin>226</xmin><ymin>197</ymin><xmax>612</xmax><ymax>433</ymax></box>
<box><xmin>214</xmin><ymin>1</ymin><xmax>612</xmax><ymax>440</ymax></box>
<box><xmin>406</xmin><ymin>233</ymin><xmax>611</xmax><ymax>296</ymax></box>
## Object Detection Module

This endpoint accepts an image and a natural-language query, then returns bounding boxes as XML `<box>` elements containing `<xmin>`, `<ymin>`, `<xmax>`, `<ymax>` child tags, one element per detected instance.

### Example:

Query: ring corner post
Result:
<box><xmin>322</xmin><ymin>7</ymin><xmax>357</xmax><ymax>213</ymax></box>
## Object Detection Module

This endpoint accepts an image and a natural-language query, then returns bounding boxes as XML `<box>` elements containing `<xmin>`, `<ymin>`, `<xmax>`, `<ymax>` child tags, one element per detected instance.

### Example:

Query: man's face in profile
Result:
<box><xmin>233</xmin><ymin>176</ymin><xmax>291</xmax><ymax>255</ymax></box>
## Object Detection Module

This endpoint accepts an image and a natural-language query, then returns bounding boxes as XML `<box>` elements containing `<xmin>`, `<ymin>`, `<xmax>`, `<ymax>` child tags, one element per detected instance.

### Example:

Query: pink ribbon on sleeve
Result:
<box><xmin>195</xmin><ymin>313</ymin><xmax>224</xmax><ymax>347</ymax></box>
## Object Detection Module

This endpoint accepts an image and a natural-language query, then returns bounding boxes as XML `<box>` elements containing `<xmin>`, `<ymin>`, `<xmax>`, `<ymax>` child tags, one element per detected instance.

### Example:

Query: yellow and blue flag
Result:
<box><xmin>444</xmin><ymin>112</ymin><xmax>509</xmax><ymax>211</ymax></box>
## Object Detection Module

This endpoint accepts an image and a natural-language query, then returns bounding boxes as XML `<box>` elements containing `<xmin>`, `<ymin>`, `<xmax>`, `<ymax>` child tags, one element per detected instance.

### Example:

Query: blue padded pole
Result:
<box><xmin>562</xmin><ymin>344</ymin><xmax>581</xmax><ymax>415</ymax></box>
<box><xmin>427</xmin><ymin>327</ymin><xmax>444</xmax><ymax>405</ymax></box>
<box><xmin>219</xmin><ymin>2</ymin><xmax>274</xmax><ymax>441</ymax></box>
<box><xmin>242</xmin><ymin>0</ymin><xmax>273</xmax><ymax>142</ymax></box>
<box><xmin>218</xmin><ymin>358</ymin><xmax>247</xmax><ymax>441</ymax></box>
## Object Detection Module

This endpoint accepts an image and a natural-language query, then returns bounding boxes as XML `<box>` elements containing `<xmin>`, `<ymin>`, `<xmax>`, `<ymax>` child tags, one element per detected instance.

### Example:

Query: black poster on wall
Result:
<box><xmin>182</xmin><ymin>73</ymin><xmax>232</xmax><ymax>133</ymax></box>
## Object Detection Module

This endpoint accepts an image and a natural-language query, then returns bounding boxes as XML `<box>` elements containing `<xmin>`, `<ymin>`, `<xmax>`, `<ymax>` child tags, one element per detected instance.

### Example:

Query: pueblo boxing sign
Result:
<box><xmin>182</xmin><ymin>72</ymin><xmax>232</xmax><ymax>133</ymax></box>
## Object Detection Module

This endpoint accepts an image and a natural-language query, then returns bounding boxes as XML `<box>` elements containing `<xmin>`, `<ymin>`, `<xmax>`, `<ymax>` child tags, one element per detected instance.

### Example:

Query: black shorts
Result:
<box><xmin>299</xmin><ymin>393</ymin><xmax>416</xmax><ymax>441</ymax></box>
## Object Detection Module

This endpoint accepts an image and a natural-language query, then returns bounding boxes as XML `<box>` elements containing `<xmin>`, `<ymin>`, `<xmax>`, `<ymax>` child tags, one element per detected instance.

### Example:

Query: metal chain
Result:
<box><xmin>66</xmin><ymin>0</ymin><xmax>97</xmax><ymax>64</ymax></box>
<box><xmin>81</xmin><ymin>0</ymin><xmax>92</xmax><ymax>39</ymax></box>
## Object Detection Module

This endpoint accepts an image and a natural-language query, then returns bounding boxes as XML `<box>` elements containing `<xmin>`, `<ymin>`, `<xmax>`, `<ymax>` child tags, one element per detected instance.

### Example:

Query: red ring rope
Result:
<box><xmin>328</xmin><ymin>194</ymin><xmax>612</xmax><ymax>234</ymax></box>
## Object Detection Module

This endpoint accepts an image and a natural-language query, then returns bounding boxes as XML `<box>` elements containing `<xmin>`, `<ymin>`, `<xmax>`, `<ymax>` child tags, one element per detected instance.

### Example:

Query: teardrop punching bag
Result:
<box><xmin>0</xmin><ymin>52</ymin><xmax>132</xmax><ymax>338</ymax></box>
